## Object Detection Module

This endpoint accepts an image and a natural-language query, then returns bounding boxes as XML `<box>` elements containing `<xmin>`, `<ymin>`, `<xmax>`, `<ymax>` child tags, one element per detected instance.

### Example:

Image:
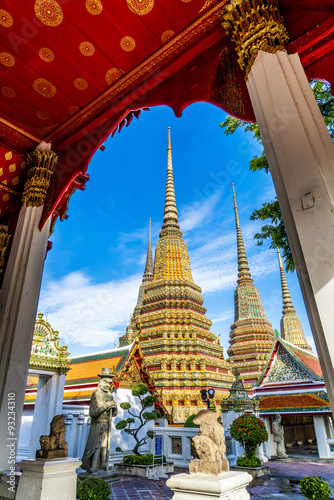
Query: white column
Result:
<box><xmin>0</xmin><ymin>202</ymin><xmax>51</xmax><ymax>471</ymax></box>
<box><xmin>27</xmin><ymin>372</ymin><xmax>66</xmax><ymax>459</ymax></box>
<box><xmin>313</xmin><ymin>415</ymin><xmax>331</xmax><ymax>459</ymax></box>
<box><xmin>246</xmin><ymin>50</ymin><xmax>334</xmax><ymax>414</ymax></box>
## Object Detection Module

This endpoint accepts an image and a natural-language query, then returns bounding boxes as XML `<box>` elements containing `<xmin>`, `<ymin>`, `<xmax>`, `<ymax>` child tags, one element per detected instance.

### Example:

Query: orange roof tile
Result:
<box><xmin>260</xmin><ymin>393</ymin><xmax>330</xmax><ymax>410</ymax></box>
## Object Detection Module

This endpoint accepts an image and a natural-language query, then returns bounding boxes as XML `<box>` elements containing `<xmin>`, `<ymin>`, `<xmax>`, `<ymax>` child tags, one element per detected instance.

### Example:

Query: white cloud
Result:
<box><xmin>38</xmin><ymin>271</ymin><xmax>141</xmax><ymax>347</ymax></box>
<box><xmin>179</xmin><ymin>191</ymin><xmax>221</xmax><ymax>233</ymax></box>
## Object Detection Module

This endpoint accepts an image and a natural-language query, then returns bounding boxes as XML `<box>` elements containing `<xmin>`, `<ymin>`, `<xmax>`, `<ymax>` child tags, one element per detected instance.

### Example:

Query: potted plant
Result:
<box><xmin>299</xmin><ymin>476</ymin><xmax>332</xmax><ymax>500</ymax></box>
<box><xmin>230</xmin><ymin>413</ymin><xmax>269</xmax><ymax>475</ymax></box>
<box><xmin>114</xmin><ymin>383</ymin><xmax>174</xmax><ymax>477</ymax></box>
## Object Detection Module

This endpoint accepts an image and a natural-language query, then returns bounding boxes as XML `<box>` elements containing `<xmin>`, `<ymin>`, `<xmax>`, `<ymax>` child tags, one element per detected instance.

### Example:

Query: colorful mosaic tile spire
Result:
<box><xmin>119</xmin><ymin>219</ymin><xmax>154</xmax><ymax>347</ymax></box>
<box><xmin>136</xmin><ymin>129</ymin><xmax>233</xmax><ymax>422</ymax></box>
<box><xmin>277</xmin><ymin>247</ymin><xmax>312</xmax><ymax>351</ymax></box>
<box><xmin>227</xmin><ymin>186</ymin><xmax>275</xmax><ymax>389</ymax></box>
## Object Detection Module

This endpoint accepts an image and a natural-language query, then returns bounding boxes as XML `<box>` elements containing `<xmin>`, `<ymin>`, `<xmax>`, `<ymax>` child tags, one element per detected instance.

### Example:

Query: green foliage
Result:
<box><xmin>184</xmin><ymin>414</ymin><xmax>199</xmax><ymax>428</ymax></box>
<box><xmin>123</xmin><ymin>453</ymin><xmax>166</xmax><ymax>465</ymax></box>
<box><xmin>115</xmin><ymin>446</ymin><xmax>122</xmax><ymax>452</ymax></box>
<box><xmin>236</xmin><ymin>454</ymin><xmax>261</xmax><ymax>468</ymax></box>
<box><xmin>77</xmin><ymin>477</ymin><xmax>111</xmax><ymax>500</ymax></box>
<box><xmin>299</xmin><ymin>476</ymin><xmax>332</xmax><ymax>500</ymax></box>
<box><xmin>230</xmin><ymin>413</ymin><xmax>268</xmax><ymax>460</ymax></box>
<box><xmin>115</xmin><ymin>383</ymin><xmax>160</xmax><ymax>455</ymax></box>
<box><xmin>220</xmin><ymin>80</ymin><xmax>334</xmax><ymax>273</ymax></box>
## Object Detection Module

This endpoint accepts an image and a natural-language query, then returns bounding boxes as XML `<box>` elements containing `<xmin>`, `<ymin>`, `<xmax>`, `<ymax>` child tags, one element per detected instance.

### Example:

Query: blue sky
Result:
<box><xmin>38</xmin><ymin>102</ymin><xmax>316</xmax><ymax>356</ymax></box>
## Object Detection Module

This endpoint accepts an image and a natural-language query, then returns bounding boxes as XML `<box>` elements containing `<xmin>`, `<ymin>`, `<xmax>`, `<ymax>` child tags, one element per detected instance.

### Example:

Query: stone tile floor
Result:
<box><xmin>109</xmin><ymin>460</ymin><xmax>334</xmax><ymax>500</ymax></box>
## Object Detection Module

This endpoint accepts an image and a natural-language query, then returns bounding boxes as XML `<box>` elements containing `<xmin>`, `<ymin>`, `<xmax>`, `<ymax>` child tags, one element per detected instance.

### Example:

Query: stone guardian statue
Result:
<box><xmin>272</xmin><ymin>414</ymin><xmax>288</xmax><ymax>459</ymax></box>
<box><xmin>81</xmin><ymin>367</ymin><xmax>118</xmax><ymax>472</ymax></box>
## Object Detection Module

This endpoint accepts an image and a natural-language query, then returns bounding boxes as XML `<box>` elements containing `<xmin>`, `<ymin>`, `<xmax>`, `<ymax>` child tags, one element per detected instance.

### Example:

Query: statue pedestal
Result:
<box><xmin>166</xmin><ymin>471</ymin><xmax>252</xmax><ymax>500</ymax></box>
<box><xmin>16</xmin><ymin>458</ymin><xmax>81</xmax><ymax>500</ymax></box>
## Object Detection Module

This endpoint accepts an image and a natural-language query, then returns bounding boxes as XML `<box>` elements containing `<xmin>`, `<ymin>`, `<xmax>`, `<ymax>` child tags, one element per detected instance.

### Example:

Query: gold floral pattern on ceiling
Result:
<box><xmin>105</xmin><ymin>68</ymin><xmax>122</xmax><ymax>85</ymax></box>
<box><xmin>0</xmin><ymin>10</ymin><xmax>13</xmax><ymax>27</ymax></box>
<box><xmin>161</xmin><ymin>31</ymin><xmax>174</xmax><ymax>43</ymax></box>
<box><xmin>0</xmin><ymin>53</ymin><xmax>15</xmax><ymax>67</ymax></box>
<box><xmin>85</xmin><ymin>0</ymin><xmax>103</xmax><ymax>15</ymax></box>
<box><xmin>37</xmin><ymin>110</ymin><xmax>50</xmax><ymax>120</ymax></box>
<box><xmin>74</xmin><ymin>78</ymin><xmax>88</xmax><ymax>90</ymax></box>
<box><xmin>39</xmin><ymin>48</ymin><xmax>55</xmax><ymax>62</ymax></box>
<box><xmin>1</xmin><ymin>87</ymin><xmax>15</xmax><ymax>98</ymax></box>
<box><xmin>126</xmin><ymin>0</ymin><xmax>154</xmax><ymax>16</ymax></box>
<box><xmin>33</xmin><ymin>78</ymin><xmax>57</xmax><ymax>98</ymax></box>
<box><xmin>120</xmin><ymin>36</ymin><xmax>136</xmax><ymax>52</ymax></box>
<box><xmin>34</xmin><ymin>0</ymin><xmax>63</xmax><ymax>27</ymax></box>
<box><xmin>79</xmin><ymin>41</ymin><xmax>95</xmax><ymax>57</ymax></box>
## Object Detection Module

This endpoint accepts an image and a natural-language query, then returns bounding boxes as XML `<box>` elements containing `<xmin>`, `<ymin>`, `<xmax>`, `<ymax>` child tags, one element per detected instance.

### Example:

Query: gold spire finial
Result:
<box><xmin>232</xmin><ymin>184</ymin><xmax>252</xmax><ymax>284</ymax></box>
<box><xmin>277</xmin><ymin>247</ymin><xmax>294</xmax><ymax>314</ymax></box>
<box><xmin>161</xmin><ymin>128</ymin><xmax>180</xmax><ymax>233</ymax></box>
<box><xmin>143</xmin><ymin>218</ymin><xmax>153</xmax><ymax>282</ymax></box>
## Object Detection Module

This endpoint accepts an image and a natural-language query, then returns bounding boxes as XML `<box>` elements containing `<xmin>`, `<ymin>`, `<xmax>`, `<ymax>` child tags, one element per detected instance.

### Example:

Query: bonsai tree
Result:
<box><xmin>115</xmin><ymin>383</ymin><xmax>161</xmax><ymax>456</ymax></box>
<box><xmin>299</xmin><ymin>476</ymin><xmax>332</xmax><ymax>500</ymax></box>
<box><xmin>230</xmin><ymin>413</ymin><xmax>268</xmax><ymax>467</ymax></box>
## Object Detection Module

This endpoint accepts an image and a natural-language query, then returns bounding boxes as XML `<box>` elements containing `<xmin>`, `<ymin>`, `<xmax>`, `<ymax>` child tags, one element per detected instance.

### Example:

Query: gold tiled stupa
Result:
<box><xmin>227</xmin><ymin>185</ymin><xmax>275</xmax><ymax>389</ymax></box>
<box><xmin>134</xmin><ymin>128</ymin><xmax>233</xmax><ymax>422</ymax></box>
<box><xmin>277</xmin><ymin>247</ymin><xmax>312</xmax><ymax>351</ymax></box>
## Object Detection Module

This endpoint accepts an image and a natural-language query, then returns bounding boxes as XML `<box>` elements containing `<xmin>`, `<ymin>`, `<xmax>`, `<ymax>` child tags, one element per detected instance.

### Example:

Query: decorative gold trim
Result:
<box><xmin>23</xmin><ymin>149</ymin><xmax>58</xmax><ymax>207</ymax></box>
<box><xmin>0</xmin><ymin>182</ymin><xmax>21</xmax><ymax>197</ymax></box>
<box><xmin>0</xmin><ymin>224</ymin><xmax>10</xmax><ymax>277</ymax></box>
<box><xmin>222</xmin><ymin>0</ymin><xmax>289</xmax><ymax>79</ymax></box>
<box><xmin>46</xmin><ymin>1</ymin><xmax>228</xmax><ymax>144</ymax></box>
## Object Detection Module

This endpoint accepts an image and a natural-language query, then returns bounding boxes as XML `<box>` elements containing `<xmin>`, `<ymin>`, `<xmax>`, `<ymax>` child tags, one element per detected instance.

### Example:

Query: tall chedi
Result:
<box><xmin>119</xmin><ymin>220</ymin><xmax>153</xmax><ymax>347</ymax></box>
<box><xmin>137</xmin><ymin>128</ymin><xmax>233</xmax><ymax>423</ymax></box>
<box><xmin>277</xmin><ymin>247</ymin><xmax>312</xmax><ymax>351</ymax></box>
<box><xmin>227</xmin><ymin>185</ymin><xmax>275</xmax><ymax>389</ymax></box>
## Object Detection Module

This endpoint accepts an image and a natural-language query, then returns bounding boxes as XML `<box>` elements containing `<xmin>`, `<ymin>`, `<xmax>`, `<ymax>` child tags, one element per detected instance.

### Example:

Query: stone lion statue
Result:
<box><xmin>189</xmin><ymin>410</ymin><xmax>229</xmax><ymax>475</ymax></box>
<box><xmin>37</xmin><ymin>415</ymin><xmax>68</xmax><ymax>458</ymax></box>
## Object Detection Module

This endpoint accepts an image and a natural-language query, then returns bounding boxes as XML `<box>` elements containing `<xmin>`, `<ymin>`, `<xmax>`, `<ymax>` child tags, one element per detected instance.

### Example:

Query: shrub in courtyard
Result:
<box><xmin>299</xmin><ymin>476</ymin><xmax>332</xmax><ymax>500</ymax></box>
<box><xmin>230</xmin><ymin>413</ymin><xmax>268</xmax><ymax>464</ymax></box>
<box><xmin>236</xmin><ymin>454</ymin><xmax>261</xmax><ymax>467</ymax></box>
<box><xmin>184</xmin><ymin>414</ymin><xmax>199</xmax><ymax>428</ymax></box>
<box><xmin>115</xmin><ymin>383</ymin><xmax>161</xmax><ymax>455</ymax></box>
<box><xmin>122</xmin><ymin>452</ymin><xmax>166</xmax><ymax>465</ymax></box>
<box><xmin>77</xmin><ymin>477</ymin><xmax>110</xmax><ymax>500</ymax></box>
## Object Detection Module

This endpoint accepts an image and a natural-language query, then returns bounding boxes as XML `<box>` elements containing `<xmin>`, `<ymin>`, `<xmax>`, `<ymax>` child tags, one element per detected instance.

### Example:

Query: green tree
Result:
<box><xmin>115</xmin><ymin>383</ymin><xmax>161</xmax><ymax>456</ymax></box>
<box><xmin>220</xmin><ymin>80</ymin><xmax>334</xmax><ymax>272</ymax></box>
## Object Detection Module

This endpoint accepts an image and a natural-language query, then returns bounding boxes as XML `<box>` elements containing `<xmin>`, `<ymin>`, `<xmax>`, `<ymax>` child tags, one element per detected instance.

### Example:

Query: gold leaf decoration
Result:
<box><xmin>79</xmin><ymin>41</ymin><xmax>95</xmax><ymax>57</ymax></box>
<box><xmin>161</xmin><ymin>30</ymin><xmax>174</xmax><ymax>43</ymax></box>
<box><xmin>5</xmin><ymin>152</ymin><xmax>12</xmax><ymax>161</ymax></box>
<box><xmin>33</xmin><ymin>78</ymin><xmax>57</xmax><ymax>98</ymax></box>
<box><xmin>0</xmin><ymin>52</ymin><xmax>15</xmax><ymax>67</ymax></box>
<box><xmin>12</xmin><ymin>176</ymin><xmax>19</xmax><ymax>186</ymax></box>
<box><xmin>69</xmin><ymin>105</ymin><xmax>79</xmax><ymax>114</ymax></box>
<box><xmin>37</xmin><ymin>110</ymin><xmax>50</xmax><ymax>120</ymax></box>
<box><xmin>2</xmin><ymin>194</ymin><xmax>9</xmax><ymax>202</ymax></box>
<box><xmin>126</xmin><ymin>0</ymin><xmax>154</xmax><ymax>16</ymax></box>
<box><xmin>1</xmin><ymin>87</ymin><xmax>15</xmax><ymax>98</ymax></box>
<box><xmin>9</xmin><ymin>163</ymin><xmax>16</xmax><ymax>172</ymax></box>
<box><xmin>86</xmin><ymin>0</ymin><xmax>103</xmax><ymax>15</ymax></box>
<box><xmin>39</xmin><ymin>47</ymin><xmax>55</xmax><ymax>62</ymax></box>
<box><xmin>34</xmin><ymin>0</ymin><xmax>63</xmax><ymax>27</ymax></box>
<box><xmin>105</xmin><ymin>68</ymin><xmax>122</xmax><ymax>85</ymax></box>
<box><xmin>0</xmin><ymin>10</ymin><xmax>13</xmax><ymax>27</ymax></box>
<box><xmin>120</xmin><ymin>36</ymin><xmax>136</xmax><ymax>52</ymax></box>
<box><xmin>74</xmin><ymin>78</ymin><xmax>88</xmax><ymax>90</ymax></box>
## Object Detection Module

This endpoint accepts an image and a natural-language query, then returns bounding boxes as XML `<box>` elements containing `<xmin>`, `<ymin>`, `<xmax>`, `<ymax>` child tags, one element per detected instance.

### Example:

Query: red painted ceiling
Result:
<box><xmin>0</xmin><ymin>0</ymin><xmax>333</xmax><ymax>234</ymax></box>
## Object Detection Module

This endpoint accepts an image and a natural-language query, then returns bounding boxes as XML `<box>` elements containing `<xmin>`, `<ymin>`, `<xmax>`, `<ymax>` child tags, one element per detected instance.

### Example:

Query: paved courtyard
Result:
<box><xmin>109</xmin><ymin>460</ymin><xmax>334</xmax><ymax>500</ymax></box>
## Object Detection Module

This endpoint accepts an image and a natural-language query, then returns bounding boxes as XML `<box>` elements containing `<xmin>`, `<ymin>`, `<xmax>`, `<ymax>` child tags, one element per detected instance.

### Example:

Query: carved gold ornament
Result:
<box><xmin>0</xmin><ymin>224</ymin><xmax>10</xmax><ymax>276</ymax></box>
<box><xmin>0</xmin><ymin>10</ymin><xmax>13</xmax><ymax>27</ymax></box>
<box><xmin>37</xmin><ymin>110</ymin><xmax>49</xmax><ymax>120</ymax></box>
<box><xmin>222</xmin><ymin>0</ymin><xmax>289</xmax><ymax>79</ymax></box>
<box><xmin>126</xmin><ymin>0</ymin><xmax>154</xmax><ymax>16</ymax></box>
<box><xmin>79</xmin><ymin>41</ymin><xmax>95</xmax><ymax>57</ymax></box>
<box><xmin>86</xmin><ymin>0</ymin><xmax>103</xmax><ymax>15</ymax></box>
<box><xmin>1</xmin><ymin>87</ymin><xmax>15</xmax><ymax>98</ymax></box>
<box><xmin>34</xmin><ymin>0</ymin><xmax>63</xmax><ymax>27</ymax></box>
<box><xmin>105</xmin><ymin>68</ymin><xmax>122</xmax><ymax>85</ymax></box>
<box><xmin>39</xmin><ymin>47</ymin><xmax>55</xmax><ymax>62</ymax></box>
<box><xmin>74</xmin><ymin>78</ymin><xmax>88</xmax><ymax>90</ymax></box>
<box><xmin>23</xmin><ymin>149</ymin><xmax>58</xmax><ymax>207</ymax></box>
<box><xmin>120</xmin><ymin>36</ymin><xmax>136</xmax><ymax>52</ymax></box>
<box><xmin>161</xmin><ymin>31</ymin><xmax>174</xmax><ymax>43</ymax></box>
<box><xmin>33</xmin><ymin>78</ymin><xmax>57</xmax><ymax>98</ymax></box>
<box><xmin>0</xmin><ymin>52</ymin><xmax>15</xmax><ymax>67</ymax></box>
